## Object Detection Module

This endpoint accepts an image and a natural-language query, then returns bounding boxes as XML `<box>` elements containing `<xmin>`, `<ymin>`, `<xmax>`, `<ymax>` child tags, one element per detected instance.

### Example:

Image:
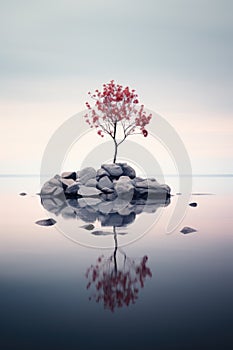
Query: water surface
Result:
<box><xmin>0</xmin><ymin>176</ymin><xmax>232</xmax><ymax>350</ymax></box>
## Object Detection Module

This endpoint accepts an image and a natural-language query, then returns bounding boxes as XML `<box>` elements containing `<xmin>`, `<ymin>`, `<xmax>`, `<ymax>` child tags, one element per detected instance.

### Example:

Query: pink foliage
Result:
<box><xmin>84</xmin><ymin>80</ymin><xmax>152</xmax><ymax>139</ymax></box>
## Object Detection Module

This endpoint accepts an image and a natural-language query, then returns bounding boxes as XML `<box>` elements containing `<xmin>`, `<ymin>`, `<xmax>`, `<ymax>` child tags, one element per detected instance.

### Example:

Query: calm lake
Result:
<box><xmin>0</xmin><ymin>175</ymin><xmax>232</xmax><ymax>350</ymax></box>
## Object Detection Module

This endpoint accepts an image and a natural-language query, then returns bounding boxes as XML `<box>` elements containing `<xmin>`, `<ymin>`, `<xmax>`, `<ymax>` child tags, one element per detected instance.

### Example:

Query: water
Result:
<box><xmin>0</xmin><ymin>176</ymin><xmax>232</xmax><ymax>349</ymax></box>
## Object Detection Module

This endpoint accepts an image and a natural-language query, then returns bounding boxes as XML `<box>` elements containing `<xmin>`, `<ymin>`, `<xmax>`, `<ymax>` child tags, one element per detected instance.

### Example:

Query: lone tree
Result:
<box><xmin>84</xmin><ymin>80</ymin><xmax>152</xmax><ymax>163</ymax></box>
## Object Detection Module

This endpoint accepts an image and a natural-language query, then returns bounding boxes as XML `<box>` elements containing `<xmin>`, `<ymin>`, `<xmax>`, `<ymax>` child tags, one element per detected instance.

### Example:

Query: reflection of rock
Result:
<box><xmin>91</xmin><ymin>230</ymin><xmax>127</xmax><ymax>236</ymax></box>
<box><xmin>41</xmin><ymin>191</ymin><xmax>170</xmax><ymax>227</ymax></box>
<box><xmin>180</xmin><ymin>226</ymin><xmax>197</xmax><ymax>234</ymax></box>
<box><xmin>40</xmin><ymin>163</ymin><xmax>171</xmax><ymax>227</ymax></box>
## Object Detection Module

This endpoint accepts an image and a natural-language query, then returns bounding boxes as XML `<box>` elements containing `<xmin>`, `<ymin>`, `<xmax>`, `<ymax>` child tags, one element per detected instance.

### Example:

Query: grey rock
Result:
<box><xmin>102</xmin><ymin>164</ymin><xmax>123</xmax><ymax>177</ymax></box>
<box><xmin>114</xmin><ymin>177</ymin><xmax>134</xmax><ymax>200</ymax></box>
<box><xmin>61</xmin><ymin>171</ymin><xmax>77</xmax><ymax>181</ymax></box>
<box><xmin>65</xmin><ymin>182</ymin><xmax>80</xmax><ymax>194</ymax></box>
<box><xmin>61</xmin><ymin>178</ymin><xmax>75</xmax><ymax>189</ymax></box>
<box><xmin>35</xmin><ymin>218</ymin><xmax>56</xmax><ymax>226</ymax></box>
<box><xmin>180</xmin><ymin>226</ymin><xmax>197</xmax><ymax>234</ymax></box>
<box><xmin>40</xmin><ymin>177</ymin><xmax>63</xmax><ymax>196</ymax></box>
<box><xmin>78</xmin><ymin>186</ymin><xmax>101</xmax><ymax>197</ymax></box>
<box><xmin>85</xmin><ymin>178</ymin><xmax>98</xmax><ymax>187</ymax></box>
<box><xmin>100</xmin><ymin>187</ymin><xmax>114</xmax><ymax>194</ymax></box>
<box><xmin>96</xmin><ymin>168</ymin><xmax>109</xmax><ymax>180</ymax></box>
<box><xmin>97</xmin><ymin>176</ymin><xmax>114</xmax><ymax>190</ymax></box>
<box><xmin>134</xmin><ymin>179</ymin><xmax>159</xmax><ymax>189</ymax></box>
<box><xmin>79</xmin><ymin>167</ymin><xmax>96</xmax><ymax>184</ymax></box>
<box><xmin>117</xmin><ymin>163</ymin><xmax>136</xmax><ymax>179</ymax></box>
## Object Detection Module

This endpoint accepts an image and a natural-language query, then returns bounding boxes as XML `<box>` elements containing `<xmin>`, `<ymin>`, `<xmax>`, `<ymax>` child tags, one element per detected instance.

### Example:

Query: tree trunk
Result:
<box><xmin>113</xmin><ymin>141</ymin><xmax>118</xmax><ymax>164</ymax></box>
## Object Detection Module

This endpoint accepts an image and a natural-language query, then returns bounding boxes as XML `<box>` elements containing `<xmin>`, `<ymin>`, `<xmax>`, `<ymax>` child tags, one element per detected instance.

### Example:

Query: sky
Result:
<box><xmin>0</xmin><ymin>0</ymin><xmax>232</xmax><ymax>174</ymax></box>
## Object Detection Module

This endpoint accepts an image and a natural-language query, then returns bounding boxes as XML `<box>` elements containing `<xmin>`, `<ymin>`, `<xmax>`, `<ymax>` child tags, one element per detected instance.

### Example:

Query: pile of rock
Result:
<box><xmin>40</xmin><ymin>163</ymin><xmax>170</xmax><ymax>202</ymax></box>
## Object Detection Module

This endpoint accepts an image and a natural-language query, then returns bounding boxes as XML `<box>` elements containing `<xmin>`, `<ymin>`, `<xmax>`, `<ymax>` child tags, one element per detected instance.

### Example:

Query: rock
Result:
<box><xmin>78</xmin><ymin>186</ymin><xmax>102</xmax><ymax>197</ymax></box>
<box><xmin>117</xmin><ymin>163</ymin><xmax>136</xmax><ymax>179</ymax></box>
<box><xmin>61</xmin><ymin>171</ymin><xmax>77</xmax><ymax>181</ymax></box>
<box><xmin>189</xmin><ymin>202</ymin><xmax>198</xmax><ymax>207</ymax></box>
<box><xmin>101</xmin><ymin>164</ymin><xmax>123</xmax><ymax>177</ymax></box>
<box><xmin>180</xmin><ymin>226</ymin><xmax>197</xmax><ymax>234</ymax></box>
<box><xmin>40</xmin><ymin>177</ymin><xmax>64</xmax><ymax>196</ymax></box>
<box><xmin>85</xmin><ymin>178</ymin><xmax>98</xmax><ymax>187</ymax></box>
<box><xmin>35</xmin><ymin>218</ymin><xmax>56</xmax><ymax>226</ymax></box>
<box><xmin>97</xmin><ymin>176</ymin><xmax>114</xmax><ymax>191</ymax></box>
<box><xmin>19</xmin><ymin>192</ymin><xmax>27</xmax><ymax>196</ymax></box>
<box><xmin>61</xmin><ymin>178</ymin><xmax>75</xmax><ymax>189</ymax></box>
<box><xmin>100</xmin><ymin>187</ymin><xmax>114</xmax><ymax>194</ymax></box>
<box><xmin>79</xmin><ymin>167</ymin><xmax>96</xmax><ymax>185</ymax></box>
<box><xmin>114</xmin><ymin>177</ymin><xmax>134</xmax><ymax>200</ymax></box>
<box><xmin>134</xmin><ymin>179</ymin><xmax>159</xmax><ymax>189</ymax></box>
<box><xmin>80</xmin><ymin>224</ymin><xmax>95</xmax><ymax>230</ymax></box>
<box><xmin>96</xmin><ymin>168</ymin><xmax>109</xmax><ymax>180</ymax></box>
<box><xmin>65</xmin><ymin>182</ymin><xmax>80</xmax><ymax>194</ymax></box>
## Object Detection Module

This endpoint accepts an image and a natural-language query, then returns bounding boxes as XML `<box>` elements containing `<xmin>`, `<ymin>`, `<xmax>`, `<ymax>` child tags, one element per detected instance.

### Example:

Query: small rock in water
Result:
<box><xmin>80</xmin><ymin>224</ymin><xmax>95</xmax><ymax>230</ymax></box>
<box><xmin>35</xmin><ymin>218</ymin><xmax>56</xmax><ymax>226</ymax></box>
<box><xmin>19</xmin><ymin>192</ymin><xmax>27</xmax><ymax>196</ymax></box>
<box><xmin>180</xmin><ymin>226</ymin><xmax>197</xmax><ymax>234</ymax></box>
<box><xmin>189</xmin><ymin>202</ymin><xmax>197</xmax><ymax>207</ymax></box>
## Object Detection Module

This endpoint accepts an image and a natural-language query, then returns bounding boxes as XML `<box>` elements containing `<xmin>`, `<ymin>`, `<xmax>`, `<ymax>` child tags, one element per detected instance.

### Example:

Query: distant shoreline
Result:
<box><xmin>0</xmin><ymin>174</ymin><xmax>233</xmax><ymax>178</ymax></box>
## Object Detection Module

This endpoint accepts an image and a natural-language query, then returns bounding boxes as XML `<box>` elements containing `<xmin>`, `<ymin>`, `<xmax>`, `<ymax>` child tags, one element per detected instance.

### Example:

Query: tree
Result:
<box><xmin>84</xmin><ymin>80</ymin><xmax>152</xmax><ymax>163</ymax></box>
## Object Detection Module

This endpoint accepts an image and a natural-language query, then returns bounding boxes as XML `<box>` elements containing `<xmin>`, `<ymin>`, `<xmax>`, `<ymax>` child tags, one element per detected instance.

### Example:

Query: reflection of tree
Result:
<box><xmin>85</xmin><ymin>227</ymin><xmax>152</xmax><ymax>312</ymax></box>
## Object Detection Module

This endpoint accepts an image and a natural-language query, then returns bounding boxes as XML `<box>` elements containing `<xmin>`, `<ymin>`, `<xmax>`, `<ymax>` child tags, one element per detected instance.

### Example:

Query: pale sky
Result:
<box><xmin>0</xmin><ymin>0</ymin><xmax>232</xmax><ymax>174</ymax></box>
